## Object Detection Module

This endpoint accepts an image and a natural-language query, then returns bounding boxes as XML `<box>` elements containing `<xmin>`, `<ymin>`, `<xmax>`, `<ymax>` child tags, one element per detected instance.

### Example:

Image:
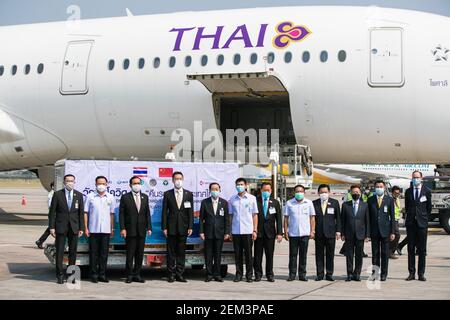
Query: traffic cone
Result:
<box><xmin>21</xmin><ymin>195</ymin><xmax>27</xmax><ymax>206</ymax></box>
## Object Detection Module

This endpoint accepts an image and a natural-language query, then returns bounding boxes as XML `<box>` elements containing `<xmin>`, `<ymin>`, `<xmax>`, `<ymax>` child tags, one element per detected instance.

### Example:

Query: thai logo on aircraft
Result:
<box><xmin>272</xmin><ymin>21</ymin><xmax>311</xmax><ymax>49</ymax></box>
<box><xmin>432</xmin><ymin>45</ymin><xmax>449</xmax><ymax>62</ymax></box>
<box><xmin>169</xmin><ymin>21</ymin><xmax>311</xmax><ymax>52</ymax></box>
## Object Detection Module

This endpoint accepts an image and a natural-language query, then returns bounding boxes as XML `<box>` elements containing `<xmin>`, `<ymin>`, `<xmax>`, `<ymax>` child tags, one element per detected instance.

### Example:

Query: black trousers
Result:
<box><xmin>371</xmin><ymin>234</ymin><xmax>390</xmax><ymax>277</ymax></box>
<box><xmin>204</xmin><ymin>238</ymin><xmax>224</xmax><ymax>277</ymax></box>
<box><xmin>55</xmin><ymin>230</ymin><xmax>78</xmax><ymax>277</ymax></box>
<box><xmin>253</xmin><ymin>236</ymin><xmax>275</xmax><ymax>278</ymax></box>
<box><xmin>389</xmin><ymin>221</ymin><xmax>400</xmax><ymax>254</ymax></box>
<box><xmin>37</xmin><ymin>227</ymin><xmax>51</xmax><ymax>244</ymax></box>
<box><xmin>398</xmin><ymin>236</ymin><xmax>408</xmax><ymax>251</ymax></box>
<box><xmin>89</xmin><ymin>233</ymin><xmax>110</xmax><ymax>279</ymax></box>
<box><xmin>288</xmin><ymin>236</ymin><xmax>309</xmax><ymax>278</ymax></box>
<box><xmin>345</xmin><ymin>238</ymin><xmax>364</xmax><ymax>276</ymax></box>
<box><xmin>315</xmin><ymin>236</ymin><xmax>336</xmax><ymax>277</ymax></box>
<box><xmin>125</xmin><ymin>236</ymin><xmax>146</xmax><ymax>277</ymax></box>
<box><xmin>166</xmin><ymin>235</ymin><xmax>187</xmax><ymax>277</ymax></box>
<box><xmin>407</xmin><ymin>222</ymin><xmax>428</xmax><ymax>276</ymax></box>
<box><xmin>232</xmin><ymin>234</ymin><xmax>253</xmax><ymax>279</ymax></box>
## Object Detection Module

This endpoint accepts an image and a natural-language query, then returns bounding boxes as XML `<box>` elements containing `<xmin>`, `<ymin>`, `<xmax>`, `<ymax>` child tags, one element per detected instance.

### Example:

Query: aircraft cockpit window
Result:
<box><xmin>250</xmin><ymin>53</ymin><xmax>258</xmax><ymax>64</ymax></box>
<box><xmin>267</xmin><ymin>52</ymin><xmax>275</xmax><ymax>64</ymax></box>
<box><xmin>302</xmin><ymin>51</ymin><xmax>310</xmax><ymax>63</ymax></box>
<box><xmin>284</xmin><ymin>52</ymin><xmax>292</xmax><ymax>63</ymax></box>
<box><xmin>123</xmin><ymin>59</ymin><xmax>130</xmax><ymax>70</ymax></box>
<box><xmin>37</xmin><ymin>63</ymin><xmax>44</xmax><ymax>74</ymax></box>
<box><xmin>169</xmin><ymin>56</ymin><xmax>176</xmax><ymax>68</ymax></box>
<box><xmin>320</xmin><ymin>51</ymin><xmax>328</xmax><ymax>63</ymax></box>
<box><xmin>201</xmin><ymin>55</ymin><xmax>208</xmax><ymax>66</ymax></box>
<box><xmin>138</xmin><ymin>58</ymin><xmax>145</xmax><ymax>69</ymax></box>
<box><xmin>185</xmin><ymin>56</ymin><xmax>192</xmax><ymax>67</ymax></box>
<box><xmin>233</xmin><ymin>54</ymin><xmax>241</xmax><ymax>65</ymax></box>
<box><xmin>338</xmin><ymin>50</ymin><xmax>347</xmax><ymax>62</ymax></box>
<box><xmin>153</xmin><ymin>57</ymin><xmax>160</xmax><ymax>69</ymax></box>
<box><xmin>108</xmin><ymin>59</ymin><xmax>115</xmax><ymax>70</ymax></box>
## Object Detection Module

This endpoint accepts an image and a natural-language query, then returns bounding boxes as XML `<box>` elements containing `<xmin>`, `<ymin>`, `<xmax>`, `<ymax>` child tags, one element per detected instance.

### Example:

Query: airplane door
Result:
<box><xmin>60</xmin><ymin>40</ymin><xmax>94</xmax><ymax>95</ymax></box>
<box><xmin>369</xmin><ymin>28</ymin><xmax>404</xmax><ymax>87</ymax></box>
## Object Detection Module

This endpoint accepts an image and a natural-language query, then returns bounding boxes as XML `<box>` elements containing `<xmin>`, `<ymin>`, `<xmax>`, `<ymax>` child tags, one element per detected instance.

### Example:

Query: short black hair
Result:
<box><xmin>172</xmin><ymin>171</ymin><xmax>183</xmax><ymax>179</ymax></box>
<box><xmin>392</xmin><ymin>186</ymin><xmax>401</xmax><ymax>192</ymax></box>
<box><xmin>318</xmin><ymin>184</ymin><xmax>330</xmax><ymax>192</ymax></box>
<box><xmin>235</xmin><ymin>177</ymin><xmax>247</xmax><ymax>185</ymax></box>
<box><xmin>374</xmin><ymin>179</ymin><xmax>386</xmax><ymax>186</ymax></box>
<box><xmin>95</xmin><ymin>176</ymin><xmax>108</xmax><ymax>183</ymax></box>
<box><xmin>63</xmin><ymin>174</ymin><xmax>75</xmax><ymax>181</ymax></box>
<box><xmin>209</xmin><ymin>182</ymin><xmax>221</xmax><ymax>190</ymax></box>
<box><xmin>294</xmin><ymin>184</ymin><xmax>305</xmax><ymax>192</ymax></box>
<box><xmin>350</xmin><ymin>184</ymin><xmax>361</xmax><ymax>192</ymax></box>
<box><xmin>261</xmin><ymin>182</ymin><xmax>272</xmax><ymax>188</ymax></box>
<box><xmin>412</xmin><ymin>170</ymin><xmax>423</xmax><ymax>177</ymax></box>
<box><xmin>129</xmin><ymin>176</ymin><xmax>142</xmax><ymax>185</ymax></box>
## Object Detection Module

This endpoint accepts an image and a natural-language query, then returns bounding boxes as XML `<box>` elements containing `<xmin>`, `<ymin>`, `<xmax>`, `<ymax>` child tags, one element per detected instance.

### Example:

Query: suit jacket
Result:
<box><xmin>49</xmin><ymin>189</ymin><xmax>84</xmax><ymax>234</ymax></box>
<box><xmin>255</xmin><ymin>196</ymin><xmax>282</xmax><ymax>239</ymax></box>
<box><xmin>199</xmin><ymin>197</ymin><xmax>230</xmax><ymax>240</ymax></box>
<box><xmin>119</xmin><ymin>192</ymin><xmax>152</xmax><ymax>237</ymax></box>
<box><xmin>313</xmin><ymin>197</ymin><xmax>341</xmax><ymax>239</ymax></box>
<box><xmin>405</xmin><ymin>185</ymin><xmax>432</xmax><ymax>229</ymax></box>
<box><xmin>367</xmin><ymin>195</ymin><xmax>395</xmax><ymax>238</ymax></box>
<box><xmin>161</xmin><ymin>188</ymin><xmax>194</xmax><ymax>236</ymax></box>
<box><xmin>341</xmin><ymin>200</ymin><xmax>370</xmax><ymax>241</ymax></box>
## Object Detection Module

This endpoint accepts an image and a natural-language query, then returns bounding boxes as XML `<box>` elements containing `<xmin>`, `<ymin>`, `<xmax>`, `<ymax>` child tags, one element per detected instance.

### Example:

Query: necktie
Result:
<box><xmin>263</xmin><ymin>199</ymin><xmax>268</xmax><ymax>218</ymax></box>
<box><xmin>213</xmin><ymin>200</ymin><xmax>218</xmax><ymax>215</ymax></box>
<box><xmin>67</xmin><ymin>192</ymin><xmax>72</xmax><ymax>209</ymax></box>
<box><xmin>353</xmin><ymin>202</ymin><xmax>357</xmax><ymax>216</ymax></box>
<box><xmin>377</xmin><ymin>197</ymin><xmax>382</xmax><ymax>209</ymax></box>
<box><xmin>135</xmin><ymin>193</ymin><xmax>141</xmax><ymax>212</ymax></box>
<box><xmin>176</xmin><ymin>190</ymin><xmax>182</xmax><ymax>209</ymax></box>
<box><xmin>322</xmin><ymin>201</ymin><xmax>327</xmax><ymax>214</ymax></box>
<box><xmin>415</xmin><ymin>188</ymin><xmax>419</xmax><ymax>201</ymax></box>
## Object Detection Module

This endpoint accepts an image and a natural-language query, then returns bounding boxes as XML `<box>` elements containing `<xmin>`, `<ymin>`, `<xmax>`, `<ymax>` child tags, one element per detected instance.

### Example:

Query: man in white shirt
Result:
<box><xmin>228</xmin><ymin>178</ymin><xmax>258</xmax><ymax>283</ymax></box>
<box><xmin>284</xmin><ymin>184</ymin><xmax>316</xmax><ymax>281</ymax></box>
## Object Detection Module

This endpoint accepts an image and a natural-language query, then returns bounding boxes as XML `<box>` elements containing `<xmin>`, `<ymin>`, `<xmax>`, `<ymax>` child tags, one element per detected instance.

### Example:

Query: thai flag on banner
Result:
<box><xmin>133</xmin><ymin>167</ymin><xmax>148</xmax><ymax>177</ymax></box>
<box><xmin>159</xmin><ymin>167</ymin><xmax>173</xmax><ymax>178</ymax></box>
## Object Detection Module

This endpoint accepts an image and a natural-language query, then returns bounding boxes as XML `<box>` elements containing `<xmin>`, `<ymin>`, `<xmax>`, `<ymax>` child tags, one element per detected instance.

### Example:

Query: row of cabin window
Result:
<box><xmin>0</xmin><ymin>64</ymin><xmax>45</xmax><ymax>77</ymax></box>
<box><xmin>108</xmin><ymin>50</ymin><xmax>348</xmax><ymax>70</ymax></box>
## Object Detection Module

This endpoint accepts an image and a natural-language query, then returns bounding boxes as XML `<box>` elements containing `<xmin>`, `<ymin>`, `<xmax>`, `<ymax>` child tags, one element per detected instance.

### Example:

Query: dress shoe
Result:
<box><xmin>299</xmin><ymin>276</ymin><xmax>308</xmax><ymax>282</ymax></box>
<box><xmin>214</xmin><ymin>277</ymin><xmax>224</xmax><ymax>282</ymax></box>
<box><xmin>315</xmin><ymin>276</ymin><xmax>323</xmax><ymax>281</ymax></box>
<box><xmin>254</xmin><ymin>277</ymin><xmax>261</xmax><ymax>282</ymax></box>
<box><xmin>125</xmin><ymin>277</ymin><xmax>133</xmax><ymax>284</ymax></box>
<box><xmin>418</xmin><ymin>275</ymin><xmax>427</xmax><ymax>281</ymax></box>
<box><xmin>91</xmin><ymin>278</ymin><xmax>98</xmax><ymax>283</ymax></box>
<box><xmin>345</xmin><ymin>275</ymin><xmax>353</xmax><ymax>282</ymax></box>
<box><xmin>389</xmin><ymin>254</ymin><xmax>398</xmax><ymax>259</ymax></box>
<box><xmin>405</xmin><ymin>274</ymin><xmax>415</xmax><ymax>281</ymax></box>
<box><xmin>205</xmin><ymin>277</ymin><xmax>213</xmax><ymax>283</ymax></box>
<box><xmin>246</xmin><ymin>277</ymin><xmax>253</xmax><ymax>283</ymax></box>
<box><xmin>267</xmin><ymin>277</ymin><xmax>275</xmax><ymax>282</ymax></box>
<box><xmin>396</xmin><ymin>248</ymin><xmax>403</xmax><ymax>255</ymax></box>
<box><xmin>326</xmin><ymin>275</ymin><xmax>334</xmax><ymax>282</ymax></box>
<box><xmin>353</xmin><ymin>275</ymin><xmax>361</xmax><ymax>281</ymax></box>
<box><xmin>233</xmin><ymin>275</ymin><xmax>242</xmax><ymax>282</ymax></box>
<box><xmin>176</xmin><ymin>276</ymin><xmax>187</xmax><ymax>282</ymax></box>
<box><xmin>380</xmin><ymin>276</ymin><xmax>387</xmax><ymax>282</ymax></box>
<box><xmin>168</xmin><ymin>276</ymin><xmax>175</xmax><ymax>283</ymax></box>
<box><xmin>287</xmin><ymin>276</ymin><xmax>295</xmax><ymax>282</ymax></box>
<box><xmin>56</xmin><ymin>277</ymin><xmax>64</xmax><ymax>284</ymax></box>
<box><xmin>35</xmin><ymin>241</ymin><xmax>44</xmax><ymax>249</ymax></box>
<box><xmin>98</xmin><ymin>277</ymin><xmax>109</xmax><ymax>283</ymax></box>
<box><xmin>133</xmin><ymin>276</ymin><xmax>145</xmax><ymax>283</ymax></box>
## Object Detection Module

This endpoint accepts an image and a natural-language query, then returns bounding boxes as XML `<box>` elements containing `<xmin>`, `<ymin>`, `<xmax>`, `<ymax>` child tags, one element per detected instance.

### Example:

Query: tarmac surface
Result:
<box><xmin>0</xmin><ymin>185</ymin><xmax>449</xmax><ymax>300</ymax></box>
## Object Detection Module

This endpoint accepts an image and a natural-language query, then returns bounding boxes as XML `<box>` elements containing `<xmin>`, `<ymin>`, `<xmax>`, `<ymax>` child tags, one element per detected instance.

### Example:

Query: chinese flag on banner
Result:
<box><xmin>159</xmin><ymin>167</ymin><xmax>173</xmax><ymax>177</ymax></box>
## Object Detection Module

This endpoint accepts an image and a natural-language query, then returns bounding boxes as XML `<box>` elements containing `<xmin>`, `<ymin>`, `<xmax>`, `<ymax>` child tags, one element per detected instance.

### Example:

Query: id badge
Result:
<box><xmin>220</xmin><ymin>208</ymin><xmax>224</xmax><ymax>216</ymax></box>
<box><xmin>327</xmin><ymin>207</ymin><xmax>334</xmax><ymax>215</ymax></box>
<box><xmin>269</xmin><ymin>207</ymin><xmax>276</xmax><ymax>214</ymax></box>
<box><xmin>184</xmin><ymin>201</ymin><xmax>192</xmax><ymax>208</ymax></box>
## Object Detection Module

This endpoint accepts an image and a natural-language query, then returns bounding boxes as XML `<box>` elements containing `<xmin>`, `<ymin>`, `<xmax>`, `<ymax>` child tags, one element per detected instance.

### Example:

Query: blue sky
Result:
<box><xmin>0</xmin><ymin>0</ymin><xmax>449</xmax><ymax>26</ymax></box>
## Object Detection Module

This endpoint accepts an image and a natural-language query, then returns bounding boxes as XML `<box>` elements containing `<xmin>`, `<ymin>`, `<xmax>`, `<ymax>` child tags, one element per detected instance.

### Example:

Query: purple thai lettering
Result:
<box><xmin>222</xmin><ymin>24</ymin><xmax>253</xmax><ymax>49</ymax></box>
<box><xmin>193</xmin><ymin>26</ymin><xmax>224</xmax><ymax>50</ymax></box>
<box><xmin>169</xmin><ymin>27</ymin><xmax>196</xmax><ymax>51</ymax></box>
<box><xmin>256</xmin><ymin>24</ymin><xmax>268</xmax><ymax>47</ymax></box>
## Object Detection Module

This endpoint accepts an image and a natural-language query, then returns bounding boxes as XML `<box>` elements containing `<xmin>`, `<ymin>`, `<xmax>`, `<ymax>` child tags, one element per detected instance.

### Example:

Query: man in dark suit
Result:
<box><xmin>199</xmin><ymin>182</ymin><xmax>230</xmax><ymax>282</ymax></box>
<box><xmin>119</xmin><ymin>176</ymin><xmax>152</xmax><ymax>283</ymax></box>
<box><xmin>367</xmin><ymin>180</ymin><xmax>396</xmax><ymax>281</ymax></box>
<box><xmin>48</xmin><ymin>174</ymin><xmax>84</xmax><ymax>284</ymax></box>
<box><xmin>341</xmin><ymin>185</ymin><xmax>370</xmax><ymax>282</ymax></box>
<box><xmin>253</xmin><ymin>182</ymin><xmax>282</xmax><ymax>282</ymax></box>
<box><xmin>162</xmin><ymin>171</ymin><xmax>194</xmax><ymax>283</ymax></box>
<box><xmin>313</xmin><ymin>184</ymin><xmax>341</xmax><ymax>281</ymax></box>
<box><xmin>405</xmin><ymin>171</ymin><xmax>432</xmax><ymax>281</ymax></box>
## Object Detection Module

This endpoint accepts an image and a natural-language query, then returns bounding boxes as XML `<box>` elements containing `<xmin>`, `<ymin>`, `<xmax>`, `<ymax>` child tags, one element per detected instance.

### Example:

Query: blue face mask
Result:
<box><xmin>236</xmin><ymin>185</ymin><xmax>245</xmax><ymax>193</ymax></box>
<box><xmin>210</xmin><ymin>191</ymin><xmax>220</xmax><ymax>198</ymax></box>
<box><xmin>262</xmin><ymin>191</ymin><xmax>271</xmax><ymax>199</ymax></box>
<box><xmin>412</xmin><ymin>178</ymin><xmax>422</xmax><ymax>187</ymax></box>
<box><xmin>375</xmin><ymin>188</ymin><xmax>385</xmax><ymax>196</ymax></box>
<box><xmin>295</xmin><ymin>192</ymin><xmax>304</xmax><ymax>201</ymax></box>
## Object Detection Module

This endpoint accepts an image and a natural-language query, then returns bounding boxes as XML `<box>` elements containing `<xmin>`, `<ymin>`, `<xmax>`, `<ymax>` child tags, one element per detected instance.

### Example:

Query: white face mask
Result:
<box><xmin>131</xmin><ymin>184</ymin><xmax>141</xmax><ymax>193</ymax></box>
<box><xmin>319</xmin><ymin>193</ymin><xmax>329</xmax><ymax>202</ymax></box>
<box><xmin>174</xmin><ymin>179</ymin><xmax>183</xmax><ymax>189</ymax></box>
<box><xmin>65</xmin><ymin>182</ymin><xmax>74</xmax><ymax>191</ymax></box>
<box><xmin>96</xmin><ymin>184</ymin><xmax>107</xmax><ymax>193</ymax></box>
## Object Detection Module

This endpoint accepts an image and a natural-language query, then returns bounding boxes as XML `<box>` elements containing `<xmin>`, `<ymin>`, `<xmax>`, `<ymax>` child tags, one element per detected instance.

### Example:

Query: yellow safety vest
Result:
<box><xmin>394</xmin><ymin>198</ymin><xmax>401</xmax><ymax>220</ymax></box>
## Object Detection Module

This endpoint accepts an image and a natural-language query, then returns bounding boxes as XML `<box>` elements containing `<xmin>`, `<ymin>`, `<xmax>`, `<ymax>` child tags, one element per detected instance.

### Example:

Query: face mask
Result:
<box><xmin>375</xmin><ymin>188</ymin><xmax>384</xmax><ymax>196</ymax></box>
<box><xmin>174</xmin><ymin>179</ymin><xmax>183</xmax><ymax>189</ymax></box>
<box><xmin>319</xmin><ymin>193</ymin><xmax>329</xmax><ymax>202</ymax></box>
<box><xmin>131</xmin><ymin>184</ymin><xmax>141</xmax><ymax>193</ymax></box>
<box><xmin>236</xmin><ymin>185</ymin><xmax>245</xmax><ymax>193</ymax></box>
<box><xmin>412</xmin><ymin>178</ymin><xmax>422</xmax><ymax>187</ymax></box>
<box><xmin>65</xmin><ymin>182</ymin><xmax>74</xmax><ymax>191</ymax></box>
<box><xmin>96</xmin><ymin>184</ymin><xmax>107</xmax><ymax>193</ymax></box>
<box><xmin>295</xmin><ymin>192</ymin><xmax>304</xmax><ymax>201</ymax></box>
<box><xmin>352</xmin><ymin>193</ymin><xmax>360</xmax><ymax>201</ymax></box>
<box><xmin>262</xmin><ymin>191</ymin><xmax>271</xmax><ymax>199</ymax></box>
<box><xmin>210</xmin><ymin>191</ymin><xmax>220</xmax><ymax>198</ymax></box>
<box><xmin>365</xmin><ymin>190</ymin><xmax>370</xmax><ymax>195</ymax></box>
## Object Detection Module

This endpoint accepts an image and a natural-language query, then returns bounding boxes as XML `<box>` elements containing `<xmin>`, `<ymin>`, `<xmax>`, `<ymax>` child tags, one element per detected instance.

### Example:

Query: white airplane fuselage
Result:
<box><xmin>0</xmin><ymin>6</ymin><xmax>449</xmax><ymax>176</ymax></box>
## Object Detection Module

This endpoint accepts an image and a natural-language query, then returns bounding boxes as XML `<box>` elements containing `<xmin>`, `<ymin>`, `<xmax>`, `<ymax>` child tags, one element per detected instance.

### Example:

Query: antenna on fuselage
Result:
<box><xmin>125</xmin><ymin>8</ymin><xmax>134</xmax><ymax>17</ymax></box>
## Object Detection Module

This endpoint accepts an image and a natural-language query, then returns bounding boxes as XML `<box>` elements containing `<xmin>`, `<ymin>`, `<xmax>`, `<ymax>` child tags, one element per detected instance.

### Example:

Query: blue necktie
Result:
<box><xmin>67</xmin><ymin>192</ymin><xmax>72</xmax><ymax>209</ymax></box>
<box><xmin>415</xmin><ymin>188</ymin><xmax>419</xmax><ymax>201</ymax></box>
<box><xmin>263</xmin><ymin>199</ymin><xmax>268</xmax><ymax>218</ymax></box>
